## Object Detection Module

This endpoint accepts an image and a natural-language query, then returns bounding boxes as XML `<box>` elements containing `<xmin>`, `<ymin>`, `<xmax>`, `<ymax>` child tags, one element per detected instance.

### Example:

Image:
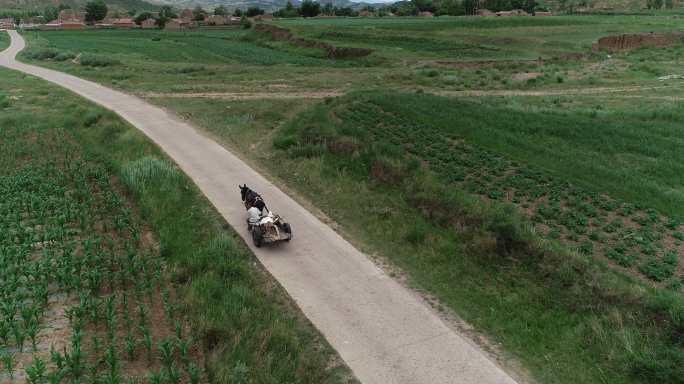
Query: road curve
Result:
<box><xmin>1</xmin><ymin>30</ymin><xmax>518</xmax><ymax>384</ymax></box>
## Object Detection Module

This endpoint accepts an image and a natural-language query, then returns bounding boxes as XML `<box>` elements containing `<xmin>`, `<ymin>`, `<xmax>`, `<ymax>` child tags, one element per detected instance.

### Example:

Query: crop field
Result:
<box><xmin>14</xmin><ymin>14</ymin><xmax>684</xmax><ymax>384</ymax></box>
<box><xmin>0</xmin><ymin>67</ymin><xmax>352</xmax><ymax>383</ymax></box>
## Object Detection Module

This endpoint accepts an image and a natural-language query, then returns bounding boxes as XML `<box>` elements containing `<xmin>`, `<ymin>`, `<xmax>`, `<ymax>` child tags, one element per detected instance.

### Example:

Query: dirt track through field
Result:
<box><xmin>1</xmin><ymin>30</ymin><xmax>519</xmax><ymax>384</ymax></box>
<box><xmin>139</xmin><ymin>84</ymin><xmax>684</xmax><ymax>102</ymax></box>
<box><xmin>140</xmin><ymin>91</ymin><xmax>344</xmax><ymax>100</ymax></box>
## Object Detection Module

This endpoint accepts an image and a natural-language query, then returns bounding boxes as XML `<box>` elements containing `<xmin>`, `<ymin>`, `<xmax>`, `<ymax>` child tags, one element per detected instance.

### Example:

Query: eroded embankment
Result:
<box><xmin>254</xmin><ymin>24</ymin><xmax>373</xmax><ymax>59</ymax></box>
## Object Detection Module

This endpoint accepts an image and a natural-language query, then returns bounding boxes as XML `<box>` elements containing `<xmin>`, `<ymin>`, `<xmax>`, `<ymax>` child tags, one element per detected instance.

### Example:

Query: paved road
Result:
<box><xmin>1</xmin><ymin>30</ymin><xmax>518</xmax><ymax>384</ymax></box>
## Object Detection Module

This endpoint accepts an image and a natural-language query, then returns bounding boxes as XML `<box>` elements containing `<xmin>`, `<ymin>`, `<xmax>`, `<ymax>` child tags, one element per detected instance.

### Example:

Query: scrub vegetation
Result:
<box><xmin>14</xmin><ymin>13</ymin><xmax>684</xmax><ymax>384</ymax></box>
<box><xmin>0</xmin><ymin>67</ymin><xmax>353</xmax><ymax>383</ymax></box>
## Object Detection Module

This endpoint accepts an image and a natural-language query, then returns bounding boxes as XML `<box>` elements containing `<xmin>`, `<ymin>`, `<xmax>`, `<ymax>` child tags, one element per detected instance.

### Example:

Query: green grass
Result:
<box><xmin>0</xmin><ymin>31</ymin><xmax>8</xmax><ymax>51</ymax></box>
<box><xmin>267</xmin><ymin>91</ymin><xmax>684</xmax><ymax>384</ymax></box>
<box><xmin>0</xmin><ymin>67</ymin><xmax>354</xmax><ymax>383</ymax></box>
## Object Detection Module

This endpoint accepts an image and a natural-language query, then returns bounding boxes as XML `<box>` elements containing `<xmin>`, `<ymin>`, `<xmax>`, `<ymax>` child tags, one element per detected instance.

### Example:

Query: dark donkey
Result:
<box><xmin>239</xmin><ymin>184</ymin><xmax>267</xmax><ymax>211</ymax></box>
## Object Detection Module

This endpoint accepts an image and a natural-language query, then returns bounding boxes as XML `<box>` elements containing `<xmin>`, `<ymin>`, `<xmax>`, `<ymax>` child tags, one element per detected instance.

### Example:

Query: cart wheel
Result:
<box><xmin>252</xmin><ymin>226</ymin><xmax>263</xmax><ymax>248</ymax></box>
<box><xmin>283</xmin><ymin>223</ymin><xmax>292</xmax><ymax>241</ymax></box>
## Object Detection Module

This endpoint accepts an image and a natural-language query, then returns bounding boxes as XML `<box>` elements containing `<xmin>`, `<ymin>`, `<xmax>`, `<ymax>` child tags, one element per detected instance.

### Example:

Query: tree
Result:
<box><xmin>437</xmin><ymin>0</ymin><xmax>465</xmax><ymax>15</ymax></box>
<box><xmin>240</xmin><ymin>15</ymin><xmax>252</xmax><ymax>29</ymax></box>
<box><xmin>214</xmin><ymin>5</ymin><xmax>228</xmax><ymax>15</ymax></box>
<box><xmin>245</xmin><ymin>6</ymin><xmax>265</xmax><ymax>17</ymax></box>
<box><xmin>43</xmin><ymin>4</ymin><xmax>66</xmax><ymax>22</ymax></box>
<box><xmin>274</xmin><ymin>2</ymin><xmax>299</xmax><ymax>17</ymax></box>
<box><xmin>192</xmin><ymin>6</ymin><xmax>207</xmax><ymax>21</ymax></box>
<box><xmin>134</xmin><ymin>11</ymin><xmax>152</xmax><ymax>25</ymax></box>
<box><xmin>300</xmin><ymin>0</ymin><xmax>321</xmax><ymax>17</ymax></box>
<box><xmin>522</xmin><ymin>0</ymin><xmax>536</xmax><ymax>13</ymax></box>
<box><xmin>233</xmin><ymin>8</ymin><xmax>243</xmax><ymax>16</ymax></box>
<box><xmin>463</xmin><ymin>0</ymin><xmax>477</xmax><ymax>14</ymax></box>
<box><xmin>84</xmin><ymin>0</ymin><xmax>107</xmax><ymax>23</ymax></box>
<box><xmin>321</xmin><ymin>2</ymin><xmax>334</xmax><ymax>15</ymax></box>
<box><xmin>413</xmin><ymin>0</ymin><xmax>436</xmax><ymax>12</ymax></box>
<box><xmin>156</xmin><ymin>5</ymin><xmax>176</xmax><ymax>28</ymax></box>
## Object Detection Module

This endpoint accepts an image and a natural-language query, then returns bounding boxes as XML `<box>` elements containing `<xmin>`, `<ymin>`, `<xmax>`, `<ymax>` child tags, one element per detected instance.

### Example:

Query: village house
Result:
<box><xmin>254</xmin><ymin>13</ymin><xmax>274</xmax><ymax>21</ymax></box>
<box><xmin>477</xmin><ymin>8</ymin><xmax>495</xmax><ymax>16</ymax></box>
<box><xmin>58</xmin><ymin>9</ymin><xmax>85</xmax><ymax>23</ymax></box>
<box><xmin>534</xmin><ymin>11</ymin><xmax>552</xmax><ymax>16</ymax></box>
<box><xmin>204</xmin><ymin>14</ymin><xmax>227</xmax><ymax>25</ymax></box>
<box><xmin>141</xmin><ymin>18</ymin><xmax>157</xmax><ymax>29</ymax></box>
<box><xmin>179</xmin><ymin>8</ymin><xmax>194</xmax><ymax>22</ymax></box>
<box><xmin>165</xmin><ymin>18</ymin><xmax>189</xmax><ymax>30</ymax></box>
<box><xmin>419</xmin><ymin>11</ymin><xmax>434</xmax><ymax>17</ymax></box>
<box><xmin>0</xmin><ymin>17</ymin><xmax>15</xmax><ymax>29</ymax></box>
<box><xmin>41</xmin><ymin>8</ymin><xmax>86</xmax><ymax>29</ymax></box>
<box><xmin>112</xmin><ymin>18</ymin><xmax>137</xmax><ymax>28</ymax></box>
<box><xmin>496</xmin><ymin>9</ymin><xmax>528</xmax><ymax>16</ymax></box>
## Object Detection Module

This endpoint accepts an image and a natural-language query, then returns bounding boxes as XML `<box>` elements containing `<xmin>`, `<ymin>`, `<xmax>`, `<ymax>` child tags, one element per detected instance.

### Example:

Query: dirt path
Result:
<box><xmin>141</xmin><ymin>83</ymin><xmax>683</xmax><ymax>102</ymax></box>
<box><xmin>1</xmin><ymin>30</ymin><xmax>519</xmax><ymax>384</ymax></box>
<box><xmin>141</xmin><ymin>91</ymin><xmax>344</xmax><ymax>100</ymax></box>
<box><xmin>435</xmin><ymin>83</ymin><xmax>684</xmax><ymax>97</ymax></box>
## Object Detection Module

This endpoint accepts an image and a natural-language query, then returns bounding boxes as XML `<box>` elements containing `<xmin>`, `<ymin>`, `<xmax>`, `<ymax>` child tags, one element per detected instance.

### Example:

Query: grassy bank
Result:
<box><xmin>0</xmin><ymin>68</ymin><xmax>353</xmax><ymax>383</ymax></box>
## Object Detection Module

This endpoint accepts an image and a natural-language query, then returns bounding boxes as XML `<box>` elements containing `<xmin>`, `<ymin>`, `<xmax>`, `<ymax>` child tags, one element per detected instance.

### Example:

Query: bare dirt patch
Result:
<box><xmin>593</xmin><ymin>33</ymin><xmax>683</xmax><ymax>52</ymax></box>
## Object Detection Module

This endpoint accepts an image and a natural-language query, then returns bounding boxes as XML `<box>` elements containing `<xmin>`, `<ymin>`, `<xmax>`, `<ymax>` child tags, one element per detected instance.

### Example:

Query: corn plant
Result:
<box><xmin>187</xmin><ymin>362</ymin><xmax>200</xmax><ymax>384</ymax></box>
<box><xmin>1</xmin><ymin>351</ymin><xmax>15</xmax><ymax>380</ymax></box>
<box><xmin>25</xmin><ymin>356</ymin><xmax>47</xmax><ymax>384</ymax></box>
<box><xmin>157</xmin><ymin>337</ymin><xmax>175</xmax><ymax>369</ymax></box>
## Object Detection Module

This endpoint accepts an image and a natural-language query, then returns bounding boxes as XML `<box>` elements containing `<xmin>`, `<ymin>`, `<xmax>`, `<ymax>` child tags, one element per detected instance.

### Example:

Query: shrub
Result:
<box><xmin>0</xmin><ymin>94</ymin><xmax>10</xmax><ymax>109</ymax></box>
<box><xmin>639</xmin><ymin>257</ymin><xmax>675</xmax><ymax>281</ymax></box>
<box><xmin>370</xmin><ymin>157</ymin><xmax>405</xmax><ymax>185</ymax></box>
<box><xmin>54</xmin><ymin>51</ymin><xmax>76</xmax><ymax>62</ymax></box>
<box><xmin>83</xmin><ymin>111</ymin><xmax>102</xmax><ymax>127</ymax></box>
<box><xmin>80</xmin><ymin>54</ymin><xmax>118</xmax><ymax>67</ymax></box>
<box><xmin>23</xmin><ymin>48</ymin><xmax>60</xmax><ymax>61</ymax></box>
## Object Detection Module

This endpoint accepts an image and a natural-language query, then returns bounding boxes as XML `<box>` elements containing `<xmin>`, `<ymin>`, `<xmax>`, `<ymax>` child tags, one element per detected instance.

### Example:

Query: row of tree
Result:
<box><xmin>270</xmin><ymin>0</ymin><xmax>541</xmax><ymax>18</ymax></box>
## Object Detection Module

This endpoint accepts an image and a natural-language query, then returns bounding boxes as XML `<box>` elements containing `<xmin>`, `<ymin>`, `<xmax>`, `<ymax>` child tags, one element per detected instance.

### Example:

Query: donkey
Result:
<box><xmin>239</xmin><ymin>184</ymin><xmax>266</xmax><ymax>211</ymax></box>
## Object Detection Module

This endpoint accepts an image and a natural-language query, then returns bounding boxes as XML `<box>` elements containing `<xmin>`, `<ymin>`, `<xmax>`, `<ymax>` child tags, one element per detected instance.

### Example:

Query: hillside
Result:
<box><xmin>0</xmin><ymin>0</ymin><xmax>159</xmax><ymax>12</ymax></box>
<box><xmin>145</xmin><ymin>0</ymin><xmax>372</xmax><ymax>11</ymax></box>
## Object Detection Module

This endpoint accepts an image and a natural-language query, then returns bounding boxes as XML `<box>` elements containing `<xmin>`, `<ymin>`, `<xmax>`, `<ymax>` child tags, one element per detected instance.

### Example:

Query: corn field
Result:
<box><xmin>0</xmin><ymin>114</ymin><xmax>202</xmax><ymax>383</ymax></box>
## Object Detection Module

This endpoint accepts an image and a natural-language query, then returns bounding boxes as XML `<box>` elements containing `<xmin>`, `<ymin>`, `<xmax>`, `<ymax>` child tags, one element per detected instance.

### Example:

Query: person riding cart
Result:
<box><xmin>239</xmin><ymin>184</ymin><xmax>293</xmax><ymax>247</ymax></box>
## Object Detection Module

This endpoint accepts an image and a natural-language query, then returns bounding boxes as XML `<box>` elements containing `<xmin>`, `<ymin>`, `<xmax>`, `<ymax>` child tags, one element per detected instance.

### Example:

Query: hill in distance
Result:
<box><xmin>0</xmin><ymin>0</ymin><xmax>160</xmax><ymax>13</ymax></box>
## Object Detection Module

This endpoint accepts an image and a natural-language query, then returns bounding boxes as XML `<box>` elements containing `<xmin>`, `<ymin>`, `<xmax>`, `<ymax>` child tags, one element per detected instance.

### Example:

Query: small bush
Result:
<box><xmin>639</xmin><ymin>257</ymin><xmax>675</xmax><ymax>281</ymax></box>
<box><xmin>83</xmin><ymin>111</ymin><xmax>102</xmax><ymax>127</ymax></box>
<box><xmin>370</xmin><ymin>157</ymin><xmax>405</xmax><ymax>186</ymax></box>
<box><xmin>0</xmin><ymin>94</ymin><xmax>10</xmax><ymax>109</ymax></box>
<box><xmin>80</xmin><ymin>54</ymin><xmax>119</xmax><ymax>67</ymax></box>
<box><xmin>24</xmin><ymin>48</ymin><xmax>60</xmax><ymax>60</ymax></box>
<box><xmin>54</xmin><ymin>51</ymin><xmax>76</xmax><ymax>62</ymax></box>
<box><xmin>404</xmin><ymin>224</ymin><xmax>428</xmax><ymax>245</ymax></box>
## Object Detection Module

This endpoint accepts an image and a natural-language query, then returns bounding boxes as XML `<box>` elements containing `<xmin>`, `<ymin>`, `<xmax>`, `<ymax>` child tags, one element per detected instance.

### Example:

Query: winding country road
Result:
<box><xmin>1</xmin><ymin>30</ymin><xmax>518</xmax><ymax>384</ymax></box>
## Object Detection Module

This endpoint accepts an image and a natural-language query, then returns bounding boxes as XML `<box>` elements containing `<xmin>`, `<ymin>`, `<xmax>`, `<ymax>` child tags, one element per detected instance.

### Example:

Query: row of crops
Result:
<box><xmin>336</xmin><ymin>100</ymin><xmax>683</xmax><ymax>291</ymax></box>
<box><xmin>0</xmin><ymin>123</ymin><xmax>202</xmax><ymax>382</ymax></box>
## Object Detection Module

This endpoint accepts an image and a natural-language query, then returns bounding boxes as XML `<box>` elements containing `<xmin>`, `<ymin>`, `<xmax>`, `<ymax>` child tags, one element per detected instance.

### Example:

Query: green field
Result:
<box><xmin>0</xmin><ymin>31</ymin><xmax>7</xmax><ymax>51</ymax></box>
<box><xmin>0</xmin><ymin>67</ymin><xmax>353</xmax><ymax>383</ymax></box>
<box><xmin>13</xmin><ymin>14</ymin><xmax>684</xmax><ymax>384</ymax></box>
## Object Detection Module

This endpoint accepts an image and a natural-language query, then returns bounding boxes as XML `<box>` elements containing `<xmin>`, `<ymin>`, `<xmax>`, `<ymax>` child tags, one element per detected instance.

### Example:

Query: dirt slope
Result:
<box><xmin>0</xmin><ymin>30</ymin><xmax>519</xmax><ymax>384</ymax></box>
